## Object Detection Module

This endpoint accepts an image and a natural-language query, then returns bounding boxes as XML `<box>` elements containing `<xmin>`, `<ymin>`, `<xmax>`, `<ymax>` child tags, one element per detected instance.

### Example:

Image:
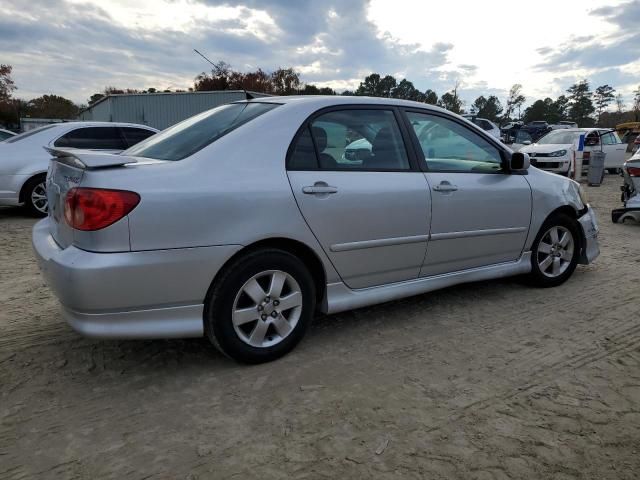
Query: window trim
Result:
<box><xmin>399</xmin><ymin>107</ymin><xmax>511</xmax><ymax>175</ymax></box>
<box><xmin>286</xmin><ymin>104</ymin><xmax>422</xmax><ymax>172</ymax></box>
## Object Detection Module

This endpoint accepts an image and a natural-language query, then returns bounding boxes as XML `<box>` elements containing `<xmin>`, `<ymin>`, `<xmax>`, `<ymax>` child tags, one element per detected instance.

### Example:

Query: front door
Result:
<box><xmin>601</xmin><ymin>130</ymin><xmax>627</xmax><ymax>169</ymax></box>
<box><xmin>403</xmin><ymin>110</ymin><xmax>532</xmax><ymax>277</ymax></box>
<box><xmin>287</xmin><ymin>108</ymin><xmax>431</xmax><ymax>289</ymax></box>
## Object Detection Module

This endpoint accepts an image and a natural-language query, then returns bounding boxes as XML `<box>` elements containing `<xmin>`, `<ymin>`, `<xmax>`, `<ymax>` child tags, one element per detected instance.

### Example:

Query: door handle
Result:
<box><xmin>302</xmin><ymin>184</ymin><xmax>338</xmax><ymax>195</ymax></box>
<box><xmin>433</xmin><ymin>181</ymin><xmax>458</xmax><ymax>192</ymax></box>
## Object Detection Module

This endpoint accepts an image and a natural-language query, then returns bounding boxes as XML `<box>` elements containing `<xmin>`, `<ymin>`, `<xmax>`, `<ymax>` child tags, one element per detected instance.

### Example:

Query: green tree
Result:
<box><xmin>391</xmin><ymin>79</ymin><xmax>420</xmax><ymax>100</ymax></box>
<box><xmin>423</xmin><ymin>89</ymin><xmax>438</xmax><ymax>105</ymax></box>
<box><xmin>26</xmin><ymin>95</ymin><xmax>79</xmax><ymax>119</ymax></box>
<box><xmin>438</xmin><ymin>82</ymin><xmax>463</xmax><ymax>114</ymax></box>
<box><xmin>551</xmin><ymin>95</ymin><xmax>569</xmax><ymax>121</ymax></box>
<box><xmin>504</xmin><ymin>84</ymin><xmax>526</xmax><ymax>121</ymax></box>
<box><xmin>472</xmin><ymin>95</ymin><xmax>503</xmax><ymax>122</ymax></box>
<box><xmin>633</xmin><ymin>86</ymin><xmax>640</xmax><ymax>121</ymax></box>
<box><xmin>356</xmin><ymin>73</ymin><xmax>397</xmax><ymax>97</ymax></box>
<box><xmin>523</xmin><ymin>99</ymin><xmax>549</xmax><ymax>124</ymax></box>
<box><xmin>593</xmin><ymin>84</ymin><xmax>616</xmax><ymax>125</ymax></box>
<box><xmin>0</xmin><ymin>64</ymin><xmax>16</xmax><ymax>101</ymax></box>
<box><xmin>567</xmin><ymin>80</ymin><xmax>595</xmax><ymax>126</ymax></box>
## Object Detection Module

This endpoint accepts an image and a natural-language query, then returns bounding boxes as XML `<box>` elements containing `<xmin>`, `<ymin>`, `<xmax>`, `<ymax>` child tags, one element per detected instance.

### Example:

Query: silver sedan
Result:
<box><xmin>32</xmin><ymin>96</ymin><xmax>600</xmax><ymax>363</ymax></box>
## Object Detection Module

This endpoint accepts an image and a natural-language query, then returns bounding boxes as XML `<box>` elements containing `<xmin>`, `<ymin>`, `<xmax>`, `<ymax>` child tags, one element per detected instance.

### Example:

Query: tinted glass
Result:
<box><xmin>121</xmin><ymin>127</ymin><xmax>156</xmax><ymax>147</ymax></box>
<box><xmin>289</xmin><ymin>126</ymin><xmax>318</xmax><ymax>169</ymax></box>
<box><xmin>5</xmin><ymin>124</ymin><xmax>57</xmax><ymax>144</ymax></box>
<box><xmin>124</xmin><ymin>102</ymin><xmax>279</xmax><ymax>161</ymax></box>
<box><xmin>0</xmin><ymin>131</ymin><xmax>13</xmax><ymax>141</ymax></box>
<box><xmin>407</xmin><ymin>111</ymin><xmax>502</xmax><ymax>173</ymax></box>
<box><xmin>309</xmin><ymin>109</ymin><xmax>410</xmax><ymax>170</ymax></box>
<box><xmin>54</xmin><ymin>127</ymin><xmax>127</xmax><ymax>150</ymax></box>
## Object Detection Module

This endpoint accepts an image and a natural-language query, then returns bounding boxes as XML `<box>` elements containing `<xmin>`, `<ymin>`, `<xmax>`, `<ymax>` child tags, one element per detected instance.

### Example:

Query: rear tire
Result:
<box><xmin>527</xmin><ymin>214</ymin><xmax>580</xmax><ymax>288</ymax></box>
<box><xmin>607</xmin><ymin>168</ymin><xmax>621</xmax><ymax>174</ymax></box>
<box><xmin>22</xmin><ymin>175</ymin><xmax>48</xmax><ymax>217</ymax></box>
<box><xmin>204</xmin><ymin>249</ymin><xmax>316</xmax><ymax>364</ymax></box>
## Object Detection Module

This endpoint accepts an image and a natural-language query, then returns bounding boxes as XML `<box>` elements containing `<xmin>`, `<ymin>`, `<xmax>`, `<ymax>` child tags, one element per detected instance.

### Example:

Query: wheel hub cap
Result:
<box><xmin>536</xmin><ymin>226</ymin><xmax>574</xmax><ymax>278</ymax></box>
<box><xmin>232</xmin><ymin>270</ymin><xmax>303</xmax><ymax>348</ymax></box>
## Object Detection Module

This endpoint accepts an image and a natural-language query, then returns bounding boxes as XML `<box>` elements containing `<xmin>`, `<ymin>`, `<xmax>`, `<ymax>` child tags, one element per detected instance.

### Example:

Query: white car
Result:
<box><xmin>520</xmin><ymin>128</ymin><xmax>627</xmax><ymax>176</ymax></box>
<box><xmin>0</xmin><ymin>128</ymin><xmax>16</xmax><ymax>141</ymax></box>
<box><xmin>0</xmin><ymin>122</ymin><xmax>158</xmax><ymax>215</ymax></box>
<box><xmin>462</xmin><ymin>115</ymin><xmax>501</xmax><ymax>139</ymax></box>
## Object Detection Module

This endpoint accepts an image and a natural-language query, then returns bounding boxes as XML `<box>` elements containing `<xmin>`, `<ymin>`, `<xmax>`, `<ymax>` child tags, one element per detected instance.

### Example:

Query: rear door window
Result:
<box><xmin>120</xmin><ymin>127</ymin><xmax>156</xmax><ymax>147</ymax></box>
<box><xmin>54</xmin><ymin>127</ymin><xmax>127</xmax><ymax>150</ymax></box>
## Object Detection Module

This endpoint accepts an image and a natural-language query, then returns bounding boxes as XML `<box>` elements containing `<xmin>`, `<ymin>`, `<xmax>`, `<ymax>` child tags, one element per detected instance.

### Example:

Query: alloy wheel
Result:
<box><xmin>232</xmin><ymin>270</ymin><xmax>303</xmax><ymax>348</ymax></box>
<box><xmin>31</xmin><ymin>182</ymin><xmax>48</xmax><ymax>214</ymax></box>
<box><xmin>536</xmin><ymin>225</ymin><xmax>574</xmax><ymax>278</ymax></box>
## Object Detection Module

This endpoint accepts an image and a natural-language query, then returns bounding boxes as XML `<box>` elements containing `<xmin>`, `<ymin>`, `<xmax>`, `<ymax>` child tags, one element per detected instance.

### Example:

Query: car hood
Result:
<box><xmin>520</xmin><ymin>143</ymin><xmax>573</xmax><ymax>154</ymax></box>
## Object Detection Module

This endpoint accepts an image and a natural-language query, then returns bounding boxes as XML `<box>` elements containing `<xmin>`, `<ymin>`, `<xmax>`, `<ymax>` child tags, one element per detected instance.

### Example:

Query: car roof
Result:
<box><xmin>244</xmin><ymin>94</ymin><xmax>451</xmax><ymax>113</ymax></box>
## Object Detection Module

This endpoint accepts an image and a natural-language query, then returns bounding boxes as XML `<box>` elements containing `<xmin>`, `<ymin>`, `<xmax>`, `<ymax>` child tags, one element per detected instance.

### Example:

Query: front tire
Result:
<box><xmin>527</xmin><ymin>214</ymin><xmax>580</xmax><ymax>288</ymax></box>
<box><xmin>204</xmin><ymin>249</ymin><xmax>316</xmax><ymax>364</ymax></box>
<box><xmin>23</xmin><ymin>175</ymin><xmax>48</xmax><ymax>217</ymax></box>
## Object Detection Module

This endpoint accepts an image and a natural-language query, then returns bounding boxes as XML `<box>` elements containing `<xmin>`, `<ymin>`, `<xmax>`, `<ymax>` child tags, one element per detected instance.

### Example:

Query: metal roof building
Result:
<box><xmin>78</xmin><ymin>90</ymin><xmax>271</xmax><ymax>130</ymax></box>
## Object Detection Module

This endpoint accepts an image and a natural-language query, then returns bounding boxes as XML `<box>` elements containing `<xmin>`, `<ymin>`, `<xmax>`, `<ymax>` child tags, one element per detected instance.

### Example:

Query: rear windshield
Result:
<box><xmin>5</xmin><ymin>124</ymin><xmax>57</xmax><ymax>143</ymax></box>
<box><xmin>124</xmin><ymin>102</ymin><xmax>280</xmax><ymax>161</ymax></box>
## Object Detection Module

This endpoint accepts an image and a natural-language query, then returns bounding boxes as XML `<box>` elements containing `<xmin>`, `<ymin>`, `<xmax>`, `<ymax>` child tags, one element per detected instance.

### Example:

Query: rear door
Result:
<box><xmin>287</xmin><ymin>107</ymin><xmax>431</xmax><ymax>289</ymax></box>
<box><xmin>403</xmin><ymin>109</ymin><xmax>532</xmax><ymax>277</ymax></box>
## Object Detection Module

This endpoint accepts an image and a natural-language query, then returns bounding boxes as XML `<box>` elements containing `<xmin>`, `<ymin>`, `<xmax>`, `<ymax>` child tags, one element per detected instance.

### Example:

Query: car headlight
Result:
<box><xmin>549</xmin><ymin>149</ymin><xmax>567</xmax><ymax>157</ymax></box>
<box><xmin>578</xmin><ymin>184</ymin><xmax>588</xmax><ymax>206</ymax></box>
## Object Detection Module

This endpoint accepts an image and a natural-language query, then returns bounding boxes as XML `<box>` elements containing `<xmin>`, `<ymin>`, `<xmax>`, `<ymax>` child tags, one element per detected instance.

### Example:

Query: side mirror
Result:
<box><xmin>522</xmin><ymin>140</ymin><xmax>532</xmax><ymax>145</ymax></box>
<box><xmin>509</xmin><ymin>152</ymin><xmax>530</xmax><ymax>171</ymax></box>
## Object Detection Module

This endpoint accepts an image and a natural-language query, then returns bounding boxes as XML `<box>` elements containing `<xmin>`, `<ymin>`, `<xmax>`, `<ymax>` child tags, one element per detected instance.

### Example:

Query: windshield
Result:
<box><xmin>124</xmin><ymin>102</ymin><xmax>280</xmax><ymax>161</ymax></box>
<box><xmin>5</xmin><ymin>124</ymin><xmax>57</xmax><ymax>144</ymax></box>
<box><xmin>537</xmin><ymin>130</ymin><xmax>580</xmax><ymax>145</ymax></box>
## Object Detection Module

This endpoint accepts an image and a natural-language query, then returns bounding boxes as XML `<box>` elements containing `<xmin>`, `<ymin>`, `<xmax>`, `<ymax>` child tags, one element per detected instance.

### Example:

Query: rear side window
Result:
<box><xmin>289</xmin><ymin>127</ymin><xmax>318</xmax><ymax>169</ymax></box>
<box><xmin>124</xmin><ymin>102</ymin><xmax>279</xmax><ymax>161</ymax></box>
<box><xmin>121</xmin><ymin>127</ymin><xmax>156</xmax><ymax>147</ymax></box>
<box><xmin>54</xmin><ymin>127</ymin><xmax>127</xmax><ymax>150</ymax></box>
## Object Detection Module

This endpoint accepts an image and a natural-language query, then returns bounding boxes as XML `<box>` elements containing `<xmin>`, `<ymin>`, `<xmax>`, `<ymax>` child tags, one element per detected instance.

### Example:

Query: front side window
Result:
<box><xmin>298</xmin><ymin>109</ymin><xmax>410</xmax><ymax>171</ymax></box>
<box><xmin>407</xmin><ymin>111</ymin><xmax>503</xmax><ymax>173</ymax></box>
<box><xmin>54</xmin><ymin>127</ymin><xmax>127</xmax><ymax>150</ymax></box>
<box><xmin>124</xmin><ymin>102</ymin><xmax>279</xmax><ymax>161</ymax></box>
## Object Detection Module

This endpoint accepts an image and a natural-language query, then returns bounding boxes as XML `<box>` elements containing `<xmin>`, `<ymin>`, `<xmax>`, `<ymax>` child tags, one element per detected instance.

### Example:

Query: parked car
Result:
<box><xmin>548</xmin><ymin>121</ymin><xmax>579</xmax><ymax>130</ymax></box>
<box><xmin>612</xmin><ymin>149</ymin><xmax>640</xmax><ymax>223</ymax></box>
<box><xmin>519</xmin><ymin>128</ymin><xmax>627</xmax><ymax>176</ymax></box>
<box><xmin>521</xmin><ymin>121</ymin><xmax>553</xmax><ymax>142</ymax></box>
<box><xmin>0</xmin><ymin>122</ymin><xmax>158</xmax><ymax>215</ymax></box>
<box><xmin>33</xmin><ymin>96</ymin><xmax>600</xmax><ymax>364</ymax></box>
<box><xmin>616</xmin><ymin>122</ymin><xmax>640</xmax><ymax>152</ymax></box>
<box><xmin>0</xmin><ymin>128</ymin><xmax>16</xmax><ymax>141</ymax></box>
<box><xmin>461</xmin><ymin>115</ymin><xmax>501</xmax><ymax>139</ymax></box>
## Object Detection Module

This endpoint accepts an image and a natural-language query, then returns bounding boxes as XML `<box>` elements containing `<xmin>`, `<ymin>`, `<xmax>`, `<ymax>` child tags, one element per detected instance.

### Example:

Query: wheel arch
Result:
<box><xmin>18</xmin><ymin>171</ymin><xmax>47</xmax><ymax>204</ymax></box>
<box><xmin>205</xmin><ymin>237</ymin><xmax>327</xmax><ymax>311</ymax></box>
<box><xmin>538</xmin><ymin>205</ymin><xmax>584</xmax><ymax>252</ymax></box>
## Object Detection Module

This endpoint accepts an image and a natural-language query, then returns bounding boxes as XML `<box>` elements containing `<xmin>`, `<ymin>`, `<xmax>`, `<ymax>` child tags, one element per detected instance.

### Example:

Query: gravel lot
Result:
<box><xmin>1</xmin><ymin>174</ymin><xmax>639</xmax><ymax>479</ymax></box>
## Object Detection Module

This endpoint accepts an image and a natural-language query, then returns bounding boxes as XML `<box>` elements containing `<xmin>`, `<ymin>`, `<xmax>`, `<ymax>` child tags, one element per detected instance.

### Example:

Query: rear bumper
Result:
<box><xmin>32</xmin><ymin>218</ymin><xmax>242</xmax><ymax>339</ymax></box>
<box><xmin>578</xmin><ymin>206</ymin><xmax>600</xmax><ymax>264</ymax></box>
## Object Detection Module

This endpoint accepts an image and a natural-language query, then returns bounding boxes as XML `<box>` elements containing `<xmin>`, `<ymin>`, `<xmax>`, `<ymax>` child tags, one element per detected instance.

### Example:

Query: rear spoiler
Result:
<box><xmin>44</xmin><ymin>147</ymin><xmax>138</xmax><ymax>169</ymax></box>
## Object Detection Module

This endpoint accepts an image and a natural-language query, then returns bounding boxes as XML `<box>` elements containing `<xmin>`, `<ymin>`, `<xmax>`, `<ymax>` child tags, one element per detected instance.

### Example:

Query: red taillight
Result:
<box><xmin>583</xmin><ymin>151</ymin><xmax>591</xmax><ymax>160</ymax></box>
<box><xmin>64</xmin><ymin>188</ymin><xmax>140</xmax><ymax>231</ymax></box>
<box><xmin>634</xmin><ymin>137</ymin><xmax>640</xmax><ymax>145</ymax></box>
<box><xmin>627</xmin><ymin>166</ymin><xmax>640</xmax><ymax>177</ymax></box>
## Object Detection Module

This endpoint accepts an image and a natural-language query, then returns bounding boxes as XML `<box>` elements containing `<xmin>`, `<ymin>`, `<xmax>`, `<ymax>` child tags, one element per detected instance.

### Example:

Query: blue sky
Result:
<box><xmin>1</xmin><ymin>0</ymin><xmax>639</xmax><ymax>108</ymax></box>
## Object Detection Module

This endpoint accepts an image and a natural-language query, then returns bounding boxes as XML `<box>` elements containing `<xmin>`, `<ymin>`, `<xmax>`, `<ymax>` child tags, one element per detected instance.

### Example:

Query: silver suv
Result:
<box><xmin>33</xmin><ymin>97</ymin><xmax>600</xmax><ymax>363</ymax></box>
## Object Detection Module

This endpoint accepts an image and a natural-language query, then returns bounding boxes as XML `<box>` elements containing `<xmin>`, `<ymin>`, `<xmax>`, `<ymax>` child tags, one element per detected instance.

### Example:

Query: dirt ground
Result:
<box><xmin>1</xmin><ymin>174</ymin><xmax>639</xmax><ymax>480</ymax></box>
